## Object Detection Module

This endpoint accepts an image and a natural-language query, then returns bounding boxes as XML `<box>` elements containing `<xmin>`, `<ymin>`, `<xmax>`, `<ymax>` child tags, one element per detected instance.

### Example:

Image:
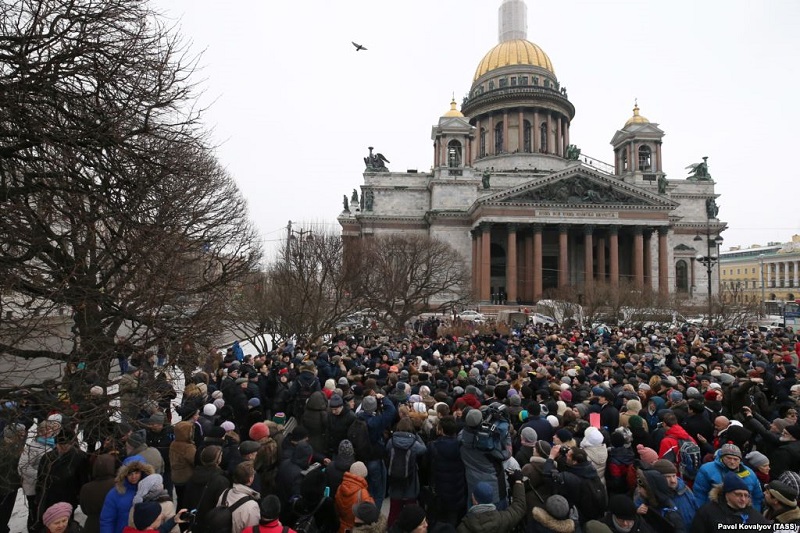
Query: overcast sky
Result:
<box><xmin>152</xmin><ymin>0</ymin><xmax>800</xmax><ymax>261</ymax></box>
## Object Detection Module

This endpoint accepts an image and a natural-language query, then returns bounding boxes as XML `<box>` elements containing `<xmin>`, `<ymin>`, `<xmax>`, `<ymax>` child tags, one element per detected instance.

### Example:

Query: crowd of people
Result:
<box><xmin>1</xmin><ymin>320</ymin><xmax>800</xmax><ymax>533</ymax></box>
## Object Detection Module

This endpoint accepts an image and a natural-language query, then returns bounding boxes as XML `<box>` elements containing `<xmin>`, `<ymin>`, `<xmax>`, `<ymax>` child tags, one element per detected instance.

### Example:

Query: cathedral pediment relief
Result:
<box><xmin>483</xmin><ymin>167</ymin><xmax>677</xmax><ymax>209</ymax></box>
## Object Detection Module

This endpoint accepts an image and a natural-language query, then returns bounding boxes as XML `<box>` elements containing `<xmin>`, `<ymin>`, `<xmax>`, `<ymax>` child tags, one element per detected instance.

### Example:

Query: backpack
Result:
<box><xmin>203</xmin><ymin>489</ymin><xmax>254</xmax><ymax>533</ymax></box>
<box><xmin>473</xmin><ymin>405</ymin><xmax>511</xmax><ymax>461</ymax></box>
<box><xmin>576</xmin><ymin>475</ymin><xmax>608</xmax><ymax>522</ymax></box>
<box><xmin>348</xmin><ymin>417</ymin><xmax>380</xmax><ymax>462</ymax></box>
<box><xmin>293</xmin><ymin>496</ymin><xmax>327</xmax><ymax>533</ymax></box>
<box><xmin>677</xmin><ymin>438</ymin><xmax>701</xmax><ymax>479</ymax></box>
<box><xmin>293</xmin><ymin>379</ymin><xmax>316</xmax><ymax>420</ymax></box>
<box><xmin>386</xmin><ymin>436</ymin><xmax>413</xmax><ymax>482</ymax></box>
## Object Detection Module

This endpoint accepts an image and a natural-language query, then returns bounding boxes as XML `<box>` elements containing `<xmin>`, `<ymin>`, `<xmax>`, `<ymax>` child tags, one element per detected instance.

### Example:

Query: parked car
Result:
<box><xmin>458</xmin><ymin>310</ymin><xmax>485</xmax><ymax>322</ymax></box>
<box><xmin>529</xmin><ymin>313</ymin><xmax>557</xmax><ymax>326</ymax></box>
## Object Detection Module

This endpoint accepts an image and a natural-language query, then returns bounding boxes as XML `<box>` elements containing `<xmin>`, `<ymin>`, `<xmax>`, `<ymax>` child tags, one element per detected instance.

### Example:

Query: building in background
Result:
<box><xmin>340</xmin><ymin>0</ymin><xmax>725</xmax><ymax>304</ymax></box>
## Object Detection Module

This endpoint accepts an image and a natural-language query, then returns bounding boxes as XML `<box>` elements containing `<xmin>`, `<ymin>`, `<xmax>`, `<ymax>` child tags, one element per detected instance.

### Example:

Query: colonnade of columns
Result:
<box><xmin>473</xmin><ymin>109</ymin><xmax>570</xmax><ymax>160</ymax></box>
<box><xmin>471</xmin><ymin>223</ymin><xmax>671</xmax><ymax>303</ymax></box>
<box><xmin>764</xmin><ymin>260</ymin><xmax>800</xmax><ymax>288</ymax></box>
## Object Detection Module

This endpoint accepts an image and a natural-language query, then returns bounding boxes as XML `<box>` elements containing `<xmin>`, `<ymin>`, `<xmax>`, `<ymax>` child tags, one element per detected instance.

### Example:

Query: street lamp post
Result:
<box><xmin>694</xmin><ymin>225</ymin><xmax>724</xmax><ymax>323</ymax></box>
<box><xmin>759</xmin><ymin>253</ymin><xmax>766</xmax><ymax>318</ymax></box>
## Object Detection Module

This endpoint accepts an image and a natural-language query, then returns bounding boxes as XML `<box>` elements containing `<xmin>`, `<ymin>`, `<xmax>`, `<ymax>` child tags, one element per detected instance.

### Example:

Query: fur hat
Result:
<box><xmin>249</xmin><ymin>422</ymin><xmax>269</xmax><ymax>441</ymax></box>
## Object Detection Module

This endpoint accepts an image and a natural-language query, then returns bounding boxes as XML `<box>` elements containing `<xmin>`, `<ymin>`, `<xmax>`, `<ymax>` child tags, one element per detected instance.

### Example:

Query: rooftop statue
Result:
<box><xmin>351</xmin><ymin>189</ymin><xmax>359</xmax><ymax>205</ymax></box>
<box><xmin>364</xmin><ymin>146</ymin><xmax>390</xmax><ymax>172</ymax></box>
<box><xmin>342</xmin><ymin>195</ymin><xmax>349</xmax><ymax>213</ymax></box>
<box><xmin>686</xmin><ymin>156</ymin><xmax>712</xmax><ymax>181</ymax></box>
<box><xmin>706</xmin><ymin>197</ymin><xmax>719</xmax><ymax>219</ymax></box>
<box><xmin>565</xmin><ymin>144</ymin><xmax>581</xmax><ymax>161</ymax></box>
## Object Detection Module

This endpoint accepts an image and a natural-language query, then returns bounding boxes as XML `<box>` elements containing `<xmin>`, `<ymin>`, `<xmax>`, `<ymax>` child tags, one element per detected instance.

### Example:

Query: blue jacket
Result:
<box><xmin>693</xmin><ymin>449</ymin><xmax>763</xmax><ymax>511</ymax></box>
<box><xmin>672</xmin><ymin>477</ymin><xmax>699</xmax><ymax>529</ymax></box>
<box><xmin>99</xmin><ymin>456</ymin><xmax>154</xmax><ymax>533</ymax></box>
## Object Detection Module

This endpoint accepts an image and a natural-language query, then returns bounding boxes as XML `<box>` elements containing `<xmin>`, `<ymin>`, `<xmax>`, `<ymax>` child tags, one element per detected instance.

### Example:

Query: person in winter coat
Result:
<box><xmin>385</xmin><ymin>418</ymin><xmax>427</xmax><ymax>526</ymax></box>
<box><xmin>692</xmin><ymin>444</ymin><xmax>763</xmax><ymax>511</ymax></box>
<box><xmin>650</xmin><ymin>460</ymin><xmax>698</xmax><ymax>528</ymax></box>
<box><xmin>456</xmin><ymin>473</ymin><xmax>527</xmax><ymax>533</ymax></box>
<box><xmin>580</xmin><ymin>427</ymin><xmax>608</xmax><ymax>485</ymax></box>
<box><xmin>167</xmin><ymin>421</ymin><xmax>194</xmax><ymax>511</ymax></box>
<box><xmin>620</xmin><ymin>399</ymin><xmax>646</xmax><ymax>430</ymax></box>
<box><xmin>123</xmin><ymin>501</ymin><xmax>190</xmax><ymax>533</ymax></box>
<box><xmin>40</xmin><ymin>502</ymin><xmax>82</xmax><ymax>533</ymax></box>
<box><xmin>275</xmin><ymin>440</ymin><xmax>316</xmax><ymax>508</ymax></box>
<box><xmin>79</xmin><ymin>454</ymin><xmax>117</xmax><ymax>533</ymax></box>
<box><xmin>769</xmin><ymin>424</ymin><xmax>800</xmax><ymax>479</ymax></box>
<box><xmin>335</xmin><ymin>461</ymin><xmax>373</xmax><ymax>533</ymax></box>
<box><xmin>240</xmin><ymin>495</ymin><xmax>297</xmax><ymax>533</ymax></box>
<box><xmin>543</xmin><ymin>445</ymin><xmax>604</xmax><ymax>523</ymax></box>
<box><xmin>356</xmin><ymin>393</ymin><xmax>396</xmax><ymax>511</ymax></box>
<box><xmin>514</xmin><ymin>427</ymin><xmax>538</xmax><ymax>467</ymax></box>
<box><xmin>216</xmin><ymin>461</ymin><xmax>261</xmax><ymax>533</ymax></box>
<box><xmin>36</xmin><ymin>428</ymin><xmax>90</xmax><ymax>522</ymax></box>
<box><xmin>427</xmin><ymin>416</ymin><xmax>468</xmax><ymax>527</ymax></box>
<box><xmin>302</xmin><ymin>391</ymin><xmax>329</xmax><ymax>455</ymax></box>
<box><xmin>99</xmin><ymin>455</ymin><xmax>155</xmax><ymax>533</ymax></box>
<box><xmin>19</xmin><ymin>420</ymin><xmax>58</xmax><ymax>532</ymax></box>
<box><xmin>326</xmin><ymin>440</ymin><xmax>355</xmax><ymax>500</ymax></box>
<box><xmin>606</xmin><ymin>431</ymin><xmax>636</xmax><ymax>495</ymax></box>
<box><xmin>125</xmin><ymin>431</ymin><xmax>163</xmax><ymax>475</ymax></box>
<box><xmin>690</xmin><ymin>472</ymin><xmax>770</xmax><ymax>532</ymax></box>
<box><xmin>633</xmin><ymin>469</ymin><xmax>686</xmax><ymax>533</ymax></box>
<box><xmin>250</xmin><ymin>422</ymin><xmax>280</xmax><ymax>495</ymax></box>
<box><xmin>327</xmin><ymin>394</ymin><xmax>356</xmax><ymax>457</ymax></box>
<box><xmin>763</xmin><ymin>480</ymin><xmax>800</xmax><ymax>525</ymax></box>
<box><xmin>459</xmin><ymin>409</ymin><xmax>509</xmax><ymax>510</ymax></box>
<box><xmin>657</xmin><ymin>414</ymin><xmax>696</xmax><ymax>464</ymax></box>
<box><xmin>521</xmin><ymin>440</ymin><xmax>555</xmax><ymax>517</ymax></box>
<box><xmin>527</xmin><ymin>495</ymin><xmax>578</xmax><ymax>533</ymax></box>
<box><xmin>181</xmin><ymin>445</ymin><xmax>230</xmax><ymax>527</ymax></box>
<box><xmin>126</xmin><ymin>474</ymin><xmax>177</xmax><ymax>533</ymax></box>
<box><xmin>350</xmin><ymin>502</ymin><xmax>388</xmax><ymax>533</ymax></box>
<box><xmin>0</xmin><ymin>423</ymin><xmax>25</xmax><ymax>533</ymax></box>
<box><xmin>287</xmin><ymin>361</ymin><xmax>321</xmax><ymax>421</ymax></box>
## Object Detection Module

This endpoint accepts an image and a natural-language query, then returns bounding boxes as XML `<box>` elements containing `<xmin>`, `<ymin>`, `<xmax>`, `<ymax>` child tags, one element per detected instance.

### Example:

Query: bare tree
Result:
<box><xmin>350</xmin><ymin>235</ymin><xmax>471</xmax><ymax>332</ymax></box>
<box><xmin>0</xmin><ymin>0</ymin><xmax>260</xmax><ymax>382</ymax></box>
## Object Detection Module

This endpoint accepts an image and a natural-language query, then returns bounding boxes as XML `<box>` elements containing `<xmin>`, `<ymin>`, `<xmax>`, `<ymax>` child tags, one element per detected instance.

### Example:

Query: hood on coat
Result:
<box><xmin>640</xmin><ymin>470</ymin><xmax>675</xmax><ymax>507</ymax></box>
<box><xmin>338</xmin><ymin>471</ymin><xmax>369</xmax><ymax>497</ymax></box>
<box><xmin>664</xmin><ymin>424</ymin><xmax>693</xmax><ymax>441</ymax></box>
<box><xmin>114</xmin><ymin>457</ymin><xmax>155</xmax><ymax>494</ymax></box>
<box><xmin>174</xmin><ymin>421</ymin><xmax>194</xmax><ymax>443</ymax></box>
<box><xmin>390</xmin><ymin>431</ymin><xmax>418</xmax><ymax>450</ymax></box>
<box><xmin>569</xmin><ymin>460</ymin><xmax>599</xmax><ymax>479</ymax></box>
<box><xmin>291</xmin><ymin>442</ymin><xmax>314</xmax><ymax>468</ymax></box>
<box><xmin>92</xmin><ymin>453</ymin><xmax>117</xmax><ymax>479</ymax></box>
<box><xmin>532</xmin><ymin>507</ymin><xmax>576</xmax><ymax>533</ymax></box>
<box><xmin>306</xmin><ymin>390</ymin><xmax>328</xmax><ymax>411</ymax></box>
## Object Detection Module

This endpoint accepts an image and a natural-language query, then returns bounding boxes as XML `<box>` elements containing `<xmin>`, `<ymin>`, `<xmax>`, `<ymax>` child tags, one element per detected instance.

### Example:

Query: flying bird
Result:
<box><xmin>352</xmin><ymin>41</ymin><xmax>367</xmax><ymax>51</ymax></box>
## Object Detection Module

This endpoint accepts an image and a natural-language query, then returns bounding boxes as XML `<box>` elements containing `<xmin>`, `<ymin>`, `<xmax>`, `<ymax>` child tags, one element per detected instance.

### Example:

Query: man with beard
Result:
<box><xmin>690</xmin><ymin>471</ymin><xmax>769</xmax><ymax>531</ymax></box>
<box><xmin>770</xmin><ymin>424</ymin><xmax>800</xmax><ymax>478</ymax></box>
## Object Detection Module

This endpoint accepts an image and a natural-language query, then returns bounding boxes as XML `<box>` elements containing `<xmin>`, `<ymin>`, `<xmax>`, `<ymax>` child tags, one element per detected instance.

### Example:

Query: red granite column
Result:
<box><xmin>584</xmin><ymin>226</ymin><xmax>594</xmax><ymax>291</ymax></box>
<box><xmin>518</xmin><ymin>110</ymin><xmax>524</xmax><ymax>153</ymax></box>
<box><xmin>633</xmin><ymin>226</ymin><xmax>644</xmax><ymax>289</ymax></box>
<box><xmin>523</xmin><ymin>229</ymin><xmax>533</xmax><ymax>301</ymax></box>
<box><xmin>643</xmin><ymin>229</ymin><xmax>653</xmax><ymax>290</ymax></box>
<box><xmin>533</xmin><ymin>224</ymin><xmax>543</xmax><ymax>300</ymax></box>
<box><xmin>609</xmin><ymin>226</ymin><xmax>619</xmax><ymax>288</ymax></box>
<box><xmin>558</xmin><ymin>224</ymin><xmax>569</xmax><ymax>289</ymax></box>
<box><xmin>481</xmin><ymin>224</ymin><xmax>492</xmax><ymax>302</ymax></box>
<box><xmin>488</xmin><ymin>115</ymin><xmax>495</xmax><ymax>156</ymax></box>
<box><xmin>533</xmin><ymin>110</ymin><xmax>540</xmax><ymax>152</ymax></box>
<box><xmin>506</xmin><ymin>224</ymin><xmax>518</xmax><ymax>303</ymax></box>
<box><xmin>597</xmin><ymin>234</ymin><xmax>606</xmax><ymax>283</ymax></box>
<box><xmin>471</xmin><ymin>229</ymin><xmax>479</xmax><ymax>299</ymax></box>
<box><xmin>658</xmin><ymin>226</ymin><xmax>669</xmax><ymax>296</ymax></box>
<box><xmin>502</xmin><ymin>112</ymin><xmax>509</xmax><ymax>153</ymax></box>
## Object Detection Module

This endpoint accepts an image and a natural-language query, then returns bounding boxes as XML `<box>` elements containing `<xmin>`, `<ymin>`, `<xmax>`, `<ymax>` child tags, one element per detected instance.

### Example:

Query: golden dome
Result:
<box><xmin>443</xmin><ymin>98</ymin><xmax>464</xmax><ymax>117</ymax></box>
<box><xmin>625</xmin><ymin>103</ymin><xmax>650</xmax><ymax>127</ymax></box>
<box><xmin>474</xmin><ymin>39</ymin><xmax>554</xmax><ymax>81</ymax></box>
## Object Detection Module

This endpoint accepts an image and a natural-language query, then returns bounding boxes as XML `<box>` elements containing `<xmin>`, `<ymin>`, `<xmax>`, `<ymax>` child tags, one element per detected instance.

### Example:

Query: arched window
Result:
<box><xmin>479</xmin><ymin>128</ymin><xmax>486</xmax><ymax>157</ymax></box>
<box><xmin>638</xmin><ymin>145</ymin><xmax>652</xmax><ymax>170</ymax></box>
<box><xmin>676</xmin><ymin>260</ymin><xmax>688</xmax><ymax>292</ymax></box>
<box><xmin>494</xmin><ymin>121</ymin><xmax>504</xmax><ymax>154</ymax></box>
<box><xmin>540</xmin><ymin>122</ymin><xmax>548</xmax><ymax>153</ymax></box>
<box><xmin>523</xmin><ymin>120</ymin><xmax>532</xmax><ymax>153</ymax></box>
<box><xmin>447</xmin><ymin>140</ymin><xmax>462</xmax><ymax>168</ymax></box>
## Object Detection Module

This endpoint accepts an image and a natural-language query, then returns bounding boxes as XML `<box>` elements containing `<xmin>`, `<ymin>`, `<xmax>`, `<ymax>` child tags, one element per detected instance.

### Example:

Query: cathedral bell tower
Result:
<box><xmin>610</xmin><ymin>102</ymin><xmax>666</xmax><ymax>190</ymax></box>
<box><xmin>432</xmin><ymin>98</ymin><xmax>474</xmax><ymax>174</ymax></box>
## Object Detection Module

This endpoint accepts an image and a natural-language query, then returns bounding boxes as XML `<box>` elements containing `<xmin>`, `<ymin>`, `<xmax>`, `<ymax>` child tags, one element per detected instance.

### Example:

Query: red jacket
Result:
<box><xmin>658</xmin><ymin>424</ymin><xmax>696</xmax><ymax>462</ymax></box>
<box><xmin>242</xmin><ymin>521</ymin><xmax>297</xmax><ymax>533</ymax></box>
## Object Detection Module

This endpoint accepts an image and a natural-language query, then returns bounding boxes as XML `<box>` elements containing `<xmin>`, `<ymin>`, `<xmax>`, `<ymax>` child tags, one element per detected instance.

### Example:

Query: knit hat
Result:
<box><xmin>637</xmin><ymin>444</ymin><xmax>659</xmax><ymax>465</ymax></box>
<box><xmin>329</xmin><ymin>394</ymin><xmax>344</xmax><ymax>408</ymax></box>
<box><xmin>545</xmin><ymin>495</ymin><xmax>570</xmax><ymax>520</ymax></box>
<box><xmin>350</xmin><ymin>461</ymin><xmax>368</xmax><ymax>478</ymax></box>
<box><xmin>89</xmin><ymin>385</ymin><xmax>104</xmax><ymax>396</ymax></box>
<box><xmin>42</xmin><ymin>502</ymin><xmax>72</xmax><ymax>527</ymax></box>
<box><xmin>249</xmin><ymin>422</ymin><xmax>269</xmax><ymax>441</ymax></box>
<box><xmin>127</xmin><ymin>429</ymin><xmax>146</xmax><ymax>449</ymax></box>
<box><xmin>773</xmin><ymin>418</ymin><xmax>792</xmax><ymax>433</ymax></box>
<box><xmin>766</xmin><ymin>480</ymin><xmax>799</xmax><ymax>507</ymax></box>
<box><xmin>273</xmin><ymin>412</ymin><xmax>286</xmax><ymax>426</ymax></box>
<box><xmin>584</xmin><ymin>520</ymin><xmax>613</xmax><ymax>533</ymax></box>
<box><xmin>133</xmin><ymin>501</ymin><xmax>162</xmax><ymax>530</ymax></box>
<box><xmin>535</xmin><ymin>440</ymin><xmax>552</xmax><ymax>458</ymax></box>
<box><xmin>719</xmin><ymin>443</ymin><xmax>742</xmax><ymax>459</ymax></box>
<box><xmin>556</xmin><ymin>401</ymin><xmax>568</xmax><ymax>416</ymax></box>
<box><xmin>248</xmin><ymin>397</ymin><xmax>261</xmax><ymax>408</ymax></box>
<box><xmin>555</xmin><ymin>428</ymin><xmax>573</xmax><ymax>443</ymax></box>
<box><xmin>353</xmin><ymin>502</ymin><xmax>380</xmax><ymax>525</ymax></box>
<box><xmin>745</xmin><ymin>451</ymin><xmax>769</xmax><ymax>469</ymax></box>
<box><xmin>582</xmin><ymin>427</ymin><xmax>604</xmax><ymax>448</ymax></box>
<box><xmin>780</xmin><ymin>471</ymin><xmax>800</xmax><ymax>496</ymax></box>
<box><xmin>560</xmin><ymin>390</ymin><xmax>573</xmax><ymax>403</ymax></box>
<box><xmin>200</xmin><ymin>445</ymin><xmax>222</xmax><ymax>465</ymax></box>
<box><xmin>669</xmin><ymin>391</ymin><xmax>683</xmax><ymax>402</ymax></box>
<box><xmin>394</xmin><ymin>504</ymin><xmax>427</xmax><ymax>532</ymax></box>
<box><xmin>361</xmin><ymin>396</ymin><xmax>378</xmax><ymax>414</ymax></box>
<box><xmin>786</xmin><ymin>425</ymin><xmax>800</xmax><ymax>441</ymax></box>
<box><xmin>260</xmin><ymin>494</ymin><xmax>281</xmax><ymax>520</ymax></box>
<box><xmin>338</xmin><ymin>440</ymin><xmax>355</xmax><ymax>461</ymax></box>
<box><xmin>133</xmin><ymin>474</ymin><xmax>163</xmax><ymax>505</ymax></box>
<box><xmin>509</xmin><ymin>395</ymin><xmax>521</xmax><ymax>407</ymax></box>
<box><xmin>220</xmin><ymin>421</ymin><xmax>236</xmax><ymax>432</ymax></box>
<box><xmin>211</xmin><ymin>390</ymin><xmax>223</xmax><ymax>400</ymax></box>
<box><xmin>723</xmin><ymin>471</ymin><xmax>749</xmax><ymax>493</ymax></box>
<box><xmin>521</xmin><ymin>427</ymin><xmax>538</xmax><ymax>447</ymax></box>
<box><xmin>203</xmin><ymin>404</ymin><xmax>216</xmax><ymax>416</ymax></box>
<box><xmin>651</xmin><ymin>459</ymin><xmax>678</xmax><ymax>475</ymax></box>
<box><xmin>213</xmin><ymin>399</ymin><xmax>225</xmax><ymax>410</ymax></box>
<box><xmin>704</xmin><ymin>390</ymin><xmax>719</xmax><ymax>401</ymax></box>
<box><xmin>609</xmin><ymin>494</ymin><xmax>637</xmax><ymax>520</ymax></box>
<box><xmin>610</xmin><ymin>432</ymin><xmax>626</xmax><ymax>448</ymax></box>
<box><xmin>465</xmin><ymin>409</ymin><xmax>483</xmax><ymax>428</ymax></box>
<box><xmin>628</xmin><ymin>415</ymin><xmax>645</xmax><ymax>430</ymax></box>
<box><xmin>473</xmin><ymin>481</ymin><xmax>494</xmax><ymax>504</ymax></box>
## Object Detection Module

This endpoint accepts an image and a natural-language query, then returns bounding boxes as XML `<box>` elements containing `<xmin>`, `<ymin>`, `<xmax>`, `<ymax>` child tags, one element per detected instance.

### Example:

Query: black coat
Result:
<box><xmin>183</xmin><ymin>464</ymin><xmax>231</xmax><ymax>524</ymax></box>
<box><xmin>36</xmin><ymin>446</ymin><xmax>89</xmax><ymax>515</ymax></box>
<box><xmin>690</xmin><ymin>496</ymin><xmax>769</xmax><ymax>533</ymax></box>
<box><xmin>427</xmin><ymin>435</ymin><xmax>467</xmax><ymax>511</ymax></box>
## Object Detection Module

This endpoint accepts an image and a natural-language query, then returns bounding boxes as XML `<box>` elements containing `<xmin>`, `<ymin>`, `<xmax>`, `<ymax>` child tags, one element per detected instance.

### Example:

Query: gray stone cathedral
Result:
<box><xmin>339</xmin><ymin>0</ymin><xmax>725</xmax><ymax>305</ymax></box>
